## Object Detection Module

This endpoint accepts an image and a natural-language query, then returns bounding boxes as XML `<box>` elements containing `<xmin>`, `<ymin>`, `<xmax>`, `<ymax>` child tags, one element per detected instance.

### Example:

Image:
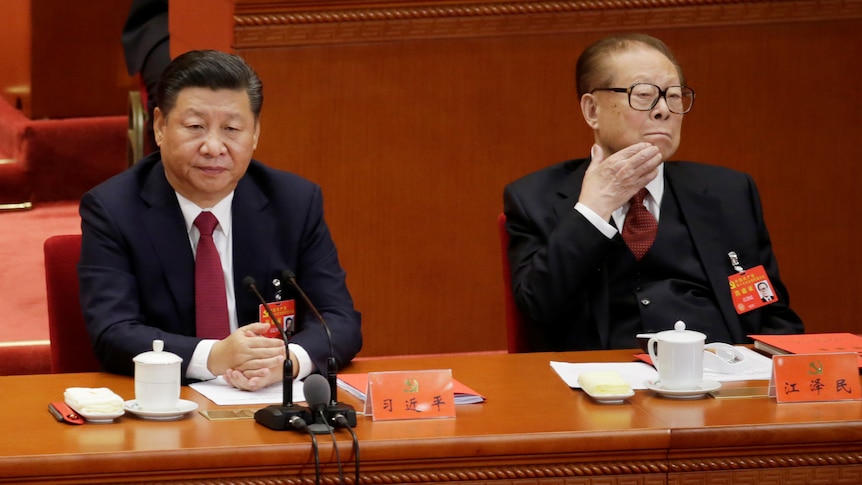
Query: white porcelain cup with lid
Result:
<box><xmin>647</xmin><ymin>321</ymin><xmax>706</xmax><ymax>390</ymax></box>
<box><xmin>133</xmin><ymin>340</ymin><xmax>182</xmax><ymax>411</ymax></box>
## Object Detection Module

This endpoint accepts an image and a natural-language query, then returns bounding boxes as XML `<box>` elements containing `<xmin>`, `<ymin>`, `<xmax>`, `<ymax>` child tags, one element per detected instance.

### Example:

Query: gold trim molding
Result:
<box><xmin>0</xmin><ymin>202</ymin><xmax>32</xmax><ymax>211</ymax></box>
<box><xmin>129</xmin><ymin>450</ymin><xmax>862</xmax><ymax>484</ymax></box>
<box><xmin>233</xmin><ymin>0</ymin><xmax>862</xmax><ymax>47</ymax></box>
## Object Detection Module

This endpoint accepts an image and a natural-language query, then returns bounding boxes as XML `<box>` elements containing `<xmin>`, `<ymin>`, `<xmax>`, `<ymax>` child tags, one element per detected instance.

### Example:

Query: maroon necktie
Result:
<box><xmin>621</xmin><ymin>188</ymin><xmax>658</xmax><ymax>261</ymax></box>
<box><xmin>194</xmin><ymin>211</ymin><xmax>230</xmax><ymax>339</ymax></box>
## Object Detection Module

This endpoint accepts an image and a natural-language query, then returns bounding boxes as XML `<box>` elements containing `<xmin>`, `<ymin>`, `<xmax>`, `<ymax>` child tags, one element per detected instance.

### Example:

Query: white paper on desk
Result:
<box><xmin>189</xmin><ymin>376</ymin><xmax>305</xmax><ymax>406</ymax></box>
<box><xmin>703</xmin><ymin>346</ymin><xmax>773</xmax><ymax>382</ymax></box>
<box><xmin>551</xmin><ymin>361</ymin><xmax>658</xmax><ymax>390</ymax></box>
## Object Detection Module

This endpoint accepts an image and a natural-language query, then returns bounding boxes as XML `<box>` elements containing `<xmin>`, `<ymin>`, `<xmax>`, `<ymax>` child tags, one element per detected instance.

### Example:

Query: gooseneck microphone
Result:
<box><xmin>244</xmin><ymin>276</ymin><xmax>312</xmax><ymax>430</ymax></box>
<box><xmin>282</xmin><ymin>270</ymin><xmax>357</xmax><ymax>428</ymax></box>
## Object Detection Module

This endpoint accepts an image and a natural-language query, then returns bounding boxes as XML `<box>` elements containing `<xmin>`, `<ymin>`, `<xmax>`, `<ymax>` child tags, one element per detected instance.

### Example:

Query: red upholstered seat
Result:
<box><xmin>44</xmin><ymin>234</ymin><xmax>101</xmax><ymax>373</ymax></box>
<box><xmin>0</xmin><ymin>97</ymin><xmax>127</xmax><ymax>206</ymax></box>
<box><xmin>496</xmin><ymin>213</ymin><xmax>529</xmax><ymax>353</ymax></box>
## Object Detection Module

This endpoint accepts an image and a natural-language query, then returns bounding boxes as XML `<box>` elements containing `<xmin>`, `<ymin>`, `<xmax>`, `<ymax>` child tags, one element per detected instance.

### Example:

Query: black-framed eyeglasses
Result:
<box><xmin>591</xmin><ymin>83</ymin><xmax>695</xmax><ymax>114</ymax></box>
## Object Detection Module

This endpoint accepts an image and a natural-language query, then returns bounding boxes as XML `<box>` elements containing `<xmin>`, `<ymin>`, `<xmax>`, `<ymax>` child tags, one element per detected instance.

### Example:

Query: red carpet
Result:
<box><xmin>0</xmin><ymin>201</ymin><xmax>81</xmax><ymax>343</ymax></box>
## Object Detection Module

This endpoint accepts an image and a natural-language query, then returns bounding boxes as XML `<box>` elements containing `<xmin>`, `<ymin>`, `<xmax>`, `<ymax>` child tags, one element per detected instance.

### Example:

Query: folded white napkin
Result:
<box><xmin>64</xmin><ymin>387</ymin><xmax>124</xmax><ymax>414</ymax></box>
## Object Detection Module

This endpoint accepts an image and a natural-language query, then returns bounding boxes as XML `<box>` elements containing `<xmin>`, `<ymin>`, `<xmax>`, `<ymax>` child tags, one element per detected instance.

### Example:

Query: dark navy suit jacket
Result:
<box><xmin>79</xmin><ymin>153</ymin><xmax>362</xmax><ymax>379</ymax></box>
<box><xmin>503</xmin><ymin>159</ymin><xmax>803</xmax><ymax>351</ymax></box>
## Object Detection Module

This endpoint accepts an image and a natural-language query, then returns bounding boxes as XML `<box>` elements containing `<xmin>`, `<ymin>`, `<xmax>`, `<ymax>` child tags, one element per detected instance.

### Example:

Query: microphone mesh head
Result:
<box><xmin>303</xmin><ymin>374</ymin><xmax>330</xmax><ymax>410</ymax></box>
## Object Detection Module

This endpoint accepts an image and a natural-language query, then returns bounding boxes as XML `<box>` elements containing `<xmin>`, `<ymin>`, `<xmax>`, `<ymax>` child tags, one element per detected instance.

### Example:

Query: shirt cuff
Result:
<box><xmin>289</xmin><ymin>343</ymin><xmax>315</xmax><ymax>380</ymax></box>
<box><xmin>187</xmin><ymin>339</ymin><xmax>218</xmax><ymax>381</ymax></box>
<box><xmin>575</xmin><ymin>202</ymin><xmax>618</xmax><ymax>239</ymax></box>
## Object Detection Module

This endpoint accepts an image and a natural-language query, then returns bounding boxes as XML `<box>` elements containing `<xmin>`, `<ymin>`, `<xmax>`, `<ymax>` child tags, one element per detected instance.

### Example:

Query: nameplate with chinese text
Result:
<box><xmin>364</xmin><ymin>369</ymin><xmax>456</xmax><ymax>421</ymax></box>
<box><xmin>769</xmin><ymin>353</ymin><xmax>861</xmax><ymax>403</ymax></box>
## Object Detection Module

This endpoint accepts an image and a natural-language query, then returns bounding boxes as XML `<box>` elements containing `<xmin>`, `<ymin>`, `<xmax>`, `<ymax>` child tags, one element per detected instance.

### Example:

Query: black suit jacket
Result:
<box><xmin>79</xmin><ymin>153</ymin><xmax>362</xmax><ymax>379</ymax></box>
<box><xmin>503</xmin><ymin>158</ymin><xmax>803</xmax><ymax>351</ymax></box>
<box><xmin>121</xmin><ymin>0</ymin><xmax>168</xmax><ymax>76</ymax></box>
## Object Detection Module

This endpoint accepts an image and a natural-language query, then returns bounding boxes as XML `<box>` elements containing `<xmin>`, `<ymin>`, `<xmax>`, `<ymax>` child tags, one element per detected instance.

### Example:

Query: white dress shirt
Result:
<box><xmin>575</xmin><ymin>164</ymin><xmax>664</xmax><ymax>238</ymax></box>
<box><xmin>176</xmin><ymin>192</ymin><xmax>313</xmax><ymax>382</ymax></box>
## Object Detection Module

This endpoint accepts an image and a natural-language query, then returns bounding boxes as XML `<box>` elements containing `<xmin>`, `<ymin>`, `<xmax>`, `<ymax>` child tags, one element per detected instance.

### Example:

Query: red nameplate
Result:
<box><xmin>258</xmin><ymin>300</ymin><xmax>295</xmax><ymax>339</ymax></box>
<box><xmin>364</xmin><ymin>369</ymin><xmax>456</xmax><ymax>421</ymax></box>
<box><xmin>769</xmin><ymin>353</ymin><xmax>861</xmax><ymax>403</ymax></box>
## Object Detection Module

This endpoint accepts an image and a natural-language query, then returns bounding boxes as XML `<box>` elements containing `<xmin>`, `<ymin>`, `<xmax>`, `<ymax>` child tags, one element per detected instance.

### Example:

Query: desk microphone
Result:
<box><xmin>244</xmin><ymin>276</ymin><xmax>312</xmax><ymax>431</ymax></box>
<box><xmin>304</xmin><ymin>373</ymin><xmax>333</xmax><ymax>434</ymax></box>
<box><xmin>283</xmin><ymin>269</ymin><xmax>357</xmax><ymax>428</ymax></box>
<box><xmin>304</xmin><ymin>374</ymin><xmax>343</xmax><ymax>485</ymax></box>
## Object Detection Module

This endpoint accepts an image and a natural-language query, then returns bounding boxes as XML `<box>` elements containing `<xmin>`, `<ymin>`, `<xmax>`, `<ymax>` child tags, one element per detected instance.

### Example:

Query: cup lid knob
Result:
<box><xmin>133</xmin><ymin>339</ymin><xmax>183</xmax><ymax>364</ymax></box>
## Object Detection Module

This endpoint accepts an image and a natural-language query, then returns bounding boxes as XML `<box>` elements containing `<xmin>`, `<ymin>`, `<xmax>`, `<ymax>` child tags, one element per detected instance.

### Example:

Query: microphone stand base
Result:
<box><xmin>327</xmin><ymin>402</ymin><xmax>358</xmax><ymax>428</ymax></box>
<box><xmin>254</xmin><ymin>404</ymin><xmax>312</xmax><ymax>431</ymax></box>
<box><xmin>307</xmin><ymin>422</ymin><xmax>334</xmax><ymax>434</ymax></box>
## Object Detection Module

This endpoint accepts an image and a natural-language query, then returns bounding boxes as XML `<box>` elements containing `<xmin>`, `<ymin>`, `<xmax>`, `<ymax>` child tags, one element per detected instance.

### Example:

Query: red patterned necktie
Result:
<box><xmin>621</xmin><ymin>188</ymin><xmax>658</xmax><ymax>261</ymax></box>
<box><xmin>194</xmin><ymin>211</ymin><xmax>230</xmax><ymax>339</ymax></box>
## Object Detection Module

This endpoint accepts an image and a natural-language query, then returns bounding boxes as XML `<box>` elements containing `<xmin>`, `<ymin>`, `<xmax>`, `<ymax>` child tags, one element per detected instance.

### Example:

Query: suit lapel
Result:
<box><xmin>139</xmin><ymin>163</ymin><xmax>196</xmax><ymax>326</ymax></box>
<box><xmin>665</xmin><ymin>163</ymin><xmax>744</xmax><ymax>342</ymax></box>
<box><xmin>554</xmin><ymin>159</ymin><xmax>612</xmax><ymax>348</ymax></box>
<box><xmin>552</xmin><ymin>160</ymin><xmax>585</xmax><ymax>223</ymax></box>
<box><xmin>231</xmin><ymin>175</ymin><xmax>277</xmax><ymax>309</ymax></box>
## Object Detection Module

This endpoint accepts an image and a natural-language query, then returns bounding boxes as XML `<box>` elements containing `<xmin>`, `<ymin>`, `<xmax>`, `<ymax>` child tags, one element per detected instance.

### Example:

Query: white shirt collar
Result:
<box><xmin>643</xmin><ymin>162</ymin><xmax>664</xmax><ymax>215</ymax></box>
<box><xmin>612</xmin><ymin>163</ymin><xmax>665</xmax><ymax>227</ymax></box>
<box><xmin>177</xmin><ymin>192</ymin><xmax>235</xmax><ymax>238</ymax></box>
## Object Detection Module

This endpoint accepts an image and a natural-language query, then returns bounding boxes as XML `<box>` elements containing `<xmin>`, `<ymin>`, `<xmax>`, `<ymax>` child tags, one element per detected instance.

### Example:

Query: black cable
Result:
<box><xmin>292</xmin><ymin>417</ymin><xmax>321</xmax><ymax>485</ymax></box>
<box><xmin>307</xmin><ymin>430</ymin><xmax>321</xmax><ymax>485</ymax></box>
<box><xmin>320</xmin><ymin>409</ymin><xmax>344</xmax><ymax>485</ymax></box>
<box><xmin>335</xmin><ymin>414</ymin><xmax>360</xmax><ymax>485</ymax></box>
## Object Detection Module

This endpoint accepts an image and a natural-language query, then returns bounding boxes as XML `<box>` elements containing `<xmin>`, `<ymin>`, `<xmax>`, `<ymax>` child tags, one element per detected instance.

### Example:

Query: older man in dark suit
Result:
<box><xmin>503</xmin><ymin>34</ymin><xmax>802</xmax><ymax>351</ymax></box>
<box><xmin>80</xmin><ymin>50</ymin><xmax>361</xmax><ymax>391</ymax></box>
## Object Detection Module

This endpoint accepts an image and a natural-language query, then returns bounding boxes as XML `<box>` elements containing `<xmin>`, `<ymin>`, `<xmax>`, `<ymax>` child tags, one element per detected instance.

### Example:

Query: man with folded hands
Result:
<box><xmin>79</xmin><ymin>50</ymin><xmax>362</xmax><ymax>390</ymax></box>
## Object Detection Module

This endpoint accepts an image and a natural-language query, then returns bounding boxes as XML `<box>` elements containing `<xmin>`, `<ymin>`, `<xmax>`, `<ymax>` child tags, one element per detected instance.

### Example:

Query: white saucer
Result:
<box><xmin>123</xmin><ymin>399</ymin><xmax>198</xmax><ymax>420</ymax></box>
<box><xmin>644</xmin><ymin>379</ymin><xmax>721</xmax><ymax>399</ymax></box>
<box><xmin>583</xmin><ymin>388</ymin><xmax>635</xmax><ymax>404</ymax></box>
<box><xmin>65</xmin><ymin>401</ymin><xmax>124</xmax><ymax>423</ymax></box>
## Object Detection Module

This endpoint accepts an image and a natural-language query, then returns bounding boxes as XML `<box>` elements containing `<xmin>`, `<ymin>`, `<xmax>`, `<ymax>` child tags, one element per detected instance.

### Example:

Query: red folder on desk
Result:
<box><xmin>749</xmin><ymin>333</ymin><xmax>862</xmax><ymax>368</ymax></box>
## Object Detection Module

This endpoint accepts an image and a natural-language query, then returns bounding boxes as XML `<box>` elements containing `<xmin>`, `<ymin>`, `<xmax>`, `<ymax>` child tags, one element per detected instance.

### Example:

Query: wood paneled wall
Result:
<box><xmin>0</xmin><ymin>0</ymin><xmax>30</xmax><ymax>111</ymax></box>
<box><xmin>4</xmin><ymin>0</ymin><xmax>137</xmax><ymax>118</ymax></box>
<box><xmin>174</xmin><ymin>0</ymin><xmax>862</xmax><ymax>357</ymax></box>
